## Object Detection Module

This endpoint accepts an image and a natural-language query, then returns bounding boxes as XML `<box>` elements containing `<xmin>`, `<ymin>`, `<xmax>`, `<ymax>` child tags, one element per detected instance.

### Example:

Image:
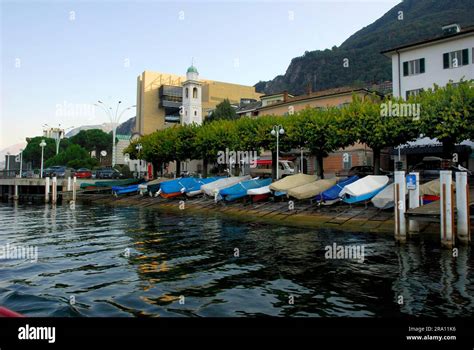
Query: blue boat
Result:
<box><xmin>184</xmin><ymin>177</ymin><xmax>222</xmax><ymax>193</ymax></box>
<box><xmin>112</xmin><ymin>184</ymin><xmax>141</xmax><ymax>195</ymax></box>
<box><xmin>160</xmin><ymin>177</ymin><xmax>223</xmax><ymax>198</ymax></box>
<box><xmin>315</xmin><ymin>176</ymin><xmax>359</xmax><ymax>202</ymax></box>
<box><xmin>219</xmin><ymin>178</ymin><xmax>272</xmax><ymax>201</ymax></box>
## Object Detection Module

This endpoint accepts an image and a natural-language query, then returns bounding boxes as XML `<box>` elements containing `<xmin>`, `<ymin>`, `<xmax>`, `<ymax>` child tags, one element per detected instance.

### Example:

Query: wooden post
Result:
<box><xmin>52</xmin><ymin>176</ymin><xmax>57</xmax><ymax>204</ymax></box>
<box><xmin>45</xmin><ymin>177</ymin><xmax>50</xmax><ymax>203</ymax></box>
<box><xmin>394</xmin><ymin>171</ymin><xmax>406</xmax><ymax>242</ymax></box>
<box><xmin>408</xmin><ymin>172</ymin><xmax>420</xmax><ymax>234</ymax></box>
<box><xmin>440</xmin><ymin>171</ymin><xmax>454</xmax><ymax>248</ymax></box>
<box><xmin>14</xmin><ymin>182</ymin><xmax>19</xmax><ymax>201</ymax></box>
<box><xmin>455</xmin><ymin>172</ymin><xmax>470</xmax><ymax>244</ymax></box>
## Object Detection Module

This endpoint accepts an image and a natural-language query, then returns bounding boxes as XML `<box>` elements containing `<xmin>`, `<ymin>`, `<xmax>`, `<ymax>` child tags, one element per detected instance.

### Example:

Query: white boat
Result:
<box><xmin>339</xmin><ymin>175</ymin><xmax>389</xmax><ymax>204</ymax></box>
<box><xmin>247</xmin><ymin>185</ymin><xmax>271</xmax><ymax>196</ymax></box>
<box><xmin>201</xmin><ymin>175</ymin><xmax>251</xmax><ymax>197</ymax></box>
<box><xmin>371</xmin><ymin>183</ymin><xmax>396</xmax><ymax>209</ymax></box>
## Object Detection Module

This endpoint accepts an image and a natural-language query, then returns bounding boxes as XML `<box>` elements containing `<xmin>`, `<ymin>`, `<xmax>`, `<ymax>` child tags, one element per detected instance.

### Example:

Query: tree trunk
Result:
<box><xmin>442</xmin><ymin>140</ymin><xmax>455</xmax><ymax>161</ymax></box>
<box><xmin>317</xmin><ymin>155</ymin><xmax>324</xmax><ymax>179</ymax></box>
<box><xmin>271</xmin><ymin>151</ymin><xmax>277</xmax><ymax>180</ymax></box>
<box><xmin>373</xmin><ymin>148</ymin><xmax>381</xmax><ymax>175</ymax></box>
<box><xmin>176</xmin><ymin>161</ymin><xmax>181</xmax><ymax>177</ymax></box>
<box><xmin>203</xmin><ymin>158</ymin><xmax>208</xmax><ymax>178</ymax></box>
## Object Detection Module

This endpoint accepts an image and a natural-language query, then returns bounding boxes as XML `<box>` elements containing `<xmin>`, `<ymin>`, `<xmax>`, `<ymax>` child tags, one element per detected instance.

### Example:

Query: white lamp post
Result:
<box><xmin>136</xmin><ymin>143</ymin><xmax>143</xmax><ymax>178</ymax></box>
<box><xmin>39</xmin><ymin>139</ymin><xmax>47</xmax><ymax>178</ymax></box>
<box><xmin>271</xmin><ymin>125</ymin><xmax>285</xmax><ymax>179</ymax></box>
<box><xmin>18</xmin><ymin>149</ymin><xmax>24</xmax><ymax>178</ymax></box>
<box><xmin>6</xmin><ymin>152</ymin><xmax>10</xmax><ymax>173</ymax></box>
<box><xmin>94</xmin><ymin>101</ymin><xmax>136</xmax><ymax>167</ymax></box>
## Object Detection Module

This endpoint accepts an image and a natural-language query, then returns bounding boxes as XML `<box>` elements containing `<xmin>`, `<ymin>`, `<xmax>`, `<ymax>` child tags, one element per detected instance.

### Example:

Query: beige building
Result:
<box><xmin>135</xmin><ymin>70</ymin><xmax>262</xmax><ymax>136</ymax></box>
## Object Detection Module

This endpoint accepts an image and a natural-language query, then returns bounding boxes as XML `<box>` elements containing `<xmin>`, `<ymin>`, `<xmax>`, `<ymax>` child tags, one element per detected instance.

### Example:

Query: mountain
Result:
<box><xmin>65</xmin><ymin>117</ymin><xmax>135</xmax><ymax>138</ymax></box>
<box><xmin>255</xmin><ymin>0</ymin><xmax>474</xmax><ymax>95</ymax></box>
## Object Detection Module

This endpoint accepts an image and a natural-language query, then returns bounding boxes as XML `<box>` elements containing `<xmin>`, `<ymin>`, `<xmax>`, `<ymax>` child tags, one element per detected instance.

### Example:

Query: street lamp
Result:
<box><xmin>270</xmin><ymin>125</ymin><xmax>285</xmax><ymax>179</ymax></box>
<box><xmin>94</xmin><ymin>101</ymin><xmax>136</xmax><ymax>167</ymax></box>
<box><xmin>18</xmin><ymin>149</ymin><xmax>24</xmax><ymax>178</ymax></box>
<box><xmin>39</xmin><ymin>139</ymin><xmax>47</xmax><ymax>178</ymax></box>
<box><xmin>136</xmin><ymin>143</ymin><xmax>143</xmax><ymax>178</ymax></box>
<box><xmin>43</xmin><ymin>124</ymin><xmax>74</xmax><ymax>154</ymax></box>
<box><xmin>6</xmin><ymin>152</ymin><xmax>10</xmax><ymax>173</ymax></box>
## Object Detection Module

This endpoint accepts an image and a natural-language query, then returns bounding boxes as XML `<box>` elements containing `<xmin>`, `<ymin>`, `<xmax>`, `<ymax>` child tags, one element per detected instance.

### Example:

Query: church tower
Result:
<box><xmin>181</xmin><ymin>64</ymin><xmax>202</xmax><ymax>125</ymax></box>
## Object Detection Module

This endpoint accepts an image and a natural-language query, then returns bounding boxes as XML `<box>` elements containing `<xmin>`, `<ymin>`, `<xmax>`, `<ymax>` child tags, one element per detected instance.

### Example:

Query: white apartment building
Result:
<box><xmin>382</xmin><ymin>24</ymin><xmax>474</xmax><ymax>99</ymax></box>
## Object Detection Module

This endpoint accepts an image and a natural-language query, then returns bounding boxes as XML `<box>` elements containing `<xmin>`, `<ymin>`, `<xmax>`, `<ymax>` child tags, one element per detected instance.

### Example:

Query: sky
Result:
<box><xmin>0</xmin><ymin>0</ymin><xmax>399</xmax><ymax>150</ymax></box>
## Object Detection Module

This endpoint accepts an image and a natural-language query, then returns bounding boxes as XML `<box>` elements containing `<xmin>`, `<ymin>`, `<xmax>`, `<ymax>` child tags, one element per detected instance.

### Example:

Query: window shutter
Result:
<box><xmin>403</xmin><ymin>61</ymin><xmax>409</xmax><ymax>76</ymax></box>
<box><xmin>443</xmin><ymin>53</ymin><xmax>449</xmax><ymax>69</ymax></box>
<box><xmin>462</xmin><ymin>49</ymin><xmax>468</xmax><ymax>65</ymax></box>
<box><xmin>419</xmin><ymin>58</ymin><xmax>425</xmax><ymax>73</ymax></box>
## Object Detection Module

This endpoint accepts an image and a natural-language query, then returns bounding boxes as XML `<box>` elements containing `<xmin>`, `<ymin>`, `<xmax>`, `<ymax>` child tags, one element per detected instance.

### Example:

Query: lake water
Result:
<box><xmin>0</xmin><ymin>202</ymin><xmax>472</xmax><ymax>317</ymax></box>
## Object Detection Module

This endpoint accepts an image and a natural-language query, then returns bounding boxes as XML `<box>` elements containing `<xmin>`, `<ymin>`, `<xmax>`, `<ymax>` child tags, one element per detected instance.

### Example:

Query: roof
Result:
<box><xmin>257</xmin><ymin>86</ymin><xmax>380</xmax><ymax>111</ymax></box>
<box><xmin>260</xmin><ymin>91</ymin><xmax>294</xmax><ymax>99</ymax></box>
<box><xmin>187</xmin><ymin>65</ymin><xmax>198</xmax><ymax>74</ymax></box>
<box><xmin>236</xmin><ymin>101</ymin><xmax>262</xmax><ymax>114</ymax></box>
<box><xmin>381</xmin><ymin>26</ymin><xmax>474</xmax><ymax>56</ymax></box>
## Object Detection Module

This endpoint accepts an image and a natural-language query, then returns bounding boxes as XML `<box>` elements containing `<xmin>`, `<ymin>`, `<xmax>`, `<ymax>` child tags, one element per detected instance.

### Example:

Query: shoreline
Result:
<box><xmin>76</xmin><ymin>192</ymin><xmax>442</xmax><ymax>235</ymax></box>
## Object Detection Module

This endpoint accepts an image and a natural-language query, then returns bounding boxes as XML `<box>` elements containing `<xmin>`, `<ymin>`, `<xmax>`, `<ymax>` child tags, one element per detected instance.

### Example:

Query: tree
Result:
<box><xmin>419</xmin><ymin>80</ymin><xmax>474</xmax><ymax>159</ymax></box>
<box><xmin>45</xmin><ymin>144</ymin><xmax>98</xmax><ymax>169</ymax></box>
<box><xmin>352</xmin><ymin>95</ymin><xmax>418</xmax><ymax>174</ymax></box>
<box><xmin>205</xmin><ymin>99</ymin><xmax>238</xmax><ymax>123</ymax></box>
<box><xmin>22</xmin><ymin>136</ymin><xmax>70</xmax><ymax>168</ymax></box>
<box><xmin>69</xmin><ymin>129</ymin><xmax>113</xmax><ymax>155</ymax></box>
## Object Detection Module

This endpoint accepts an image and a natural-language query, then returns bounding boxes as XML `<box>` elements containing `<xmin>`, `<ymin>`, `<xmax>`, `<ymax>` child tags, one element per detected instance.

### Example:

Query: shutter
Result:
<box><xmin>443</xmin><ymin>53</ymin><xmax>449</xmax><ymax>69</ymax></box>
<box><xmin>419</xmin><ymin>58</ymin><xmax>425</xmax><ymax>73</ymax></box>
<box><xmin>403</xmin><ymin>61</ymin><xmax>409</xmax><ymax>76</ymax></box>
<box><xmin>462</xmin><ymin>49</ymin><xmax>468</xmax><ymax>65</ymax></box>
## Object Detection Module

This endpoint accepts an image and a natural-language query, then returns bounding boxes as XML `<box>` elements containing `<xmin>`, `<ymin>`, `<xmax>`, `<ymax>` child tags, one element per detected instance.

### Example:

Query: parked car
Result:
<box><xmin>21</xmin><ymin>169</ymin><xmax>40</xmax><ymax>178</ymax></box>
<box><xmin>96</xmin><ymin>168</ymin><xmax>122</xmax><ymax>179</ymax></box>
<box><xmin>410</xmin><ymin>157</ymin><xmax>472</xmax><ymax>179</ymax></box>
<box><xmin>74</xmin><ymin>168</ymin><xmax>92</xmax><ymax>179</ymax></box>
<box><xmin>346</xmin><ymin>166</ymin><xmax>391</xmax><ymax>177</ymax></box>
<box><xmin>249</xmin><ymin>159</ymin><xmax>295</xmax><ymax>178</ymax></box>
<box><xmin>43</xmin><ymin>166</ymin><xmax>74</xmax><ymax>178</ymax></box>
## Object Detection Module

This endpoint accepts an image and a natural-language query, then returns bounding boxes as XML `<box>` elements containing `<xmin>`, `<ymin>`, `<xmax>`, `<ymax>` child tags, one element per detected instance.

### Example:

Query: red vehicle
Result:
<box><xmin>74</xmin><ymin>168</ymin><xmax>92</xmax><ymax>179</ymax></box>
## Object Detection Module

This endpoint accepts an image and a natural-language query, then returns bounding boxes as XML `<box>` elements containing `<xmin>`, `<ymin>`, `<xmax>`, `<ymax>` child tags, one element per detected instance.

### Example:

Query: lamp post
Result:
<box><xmin>136</xmin><ymin>143</ymin><xmax>143</xmax><ymax>178</ymax></box>
<box><xmin>43</xmin><ymin>124</ymin><xmax>74</xmax><ymax>155</ymax></box>
<box><xmin>18</xmin><ymin>149</ymin><xmax>24</xmax><ymax>178</ymax></box>
<box><xmin>6</xmin><ymin>152</ymin><xmax>10</xmax><ymax>173</ymax></box>
<box><xmin>39</xmin><ymin>139</ymin><xmax>47</xmax><ymax>178</ymax></box>
<box><xmin>94</xmin><ymin>101</ymin><xmax>136</xmax><ymax>167</ymax></box>
<box><xmin>270</xmin><ymin>125</ymin><xmax>285</xmax><ymax>180</ymax></box>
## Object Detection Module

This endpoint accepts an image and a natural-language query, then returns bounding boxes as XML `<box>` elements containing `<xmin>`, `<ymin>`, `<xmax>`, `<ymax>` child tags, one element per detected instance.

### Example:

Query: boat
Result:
<box><xmin>160</xmin><ymin>177</ymin><xmax>200</xmax><ymax>198</ymax></box>
<box><xmin>315</xmin><ymin>176</ymin><xmax>359</xmax><ymax>203</ymax></box>
<box><xmin>201</xmin><ymin>175</ymin><xmax>251</xmax><ymax>197</ymax></box>
<box><xmin>339</xmin><ymin>175</ymin><xmax>389</xmax><ymax>204</ymax></box>
<box><xmin>287</xmin><ymin>178</ymin><xmax>337</xmax><ymax>200</ymax></box>
<box><xmin>219</xmin><ymin>178</ymin><xmax>272</xmax><ymax>201</ymax></box>
<box><xmin>420</xmin><ymin>179</ymin><xmax>445</xmax><ymax>204</ymax></box>
<box><xmin>184</xmin><ymin>177</ymin><xmax>223</xmax><ymax>197</ymax></box>
<box><xmin>112</xmin><ymin>183</ymin><xmax>141</xmax><ymax>196</ymax></box>
<box><xmin>80</xmin><ymin>178</ymin><xmax>140</xmax><ymax>190</ymax></box>
<box><xmin>269</xmin><ymin>173</ymin><xmax>318</xmax><ymax>196</ymax></box>
<box><xmin>247</xmin><ymin>185</ymin><xmax>271</xmax><ymax>202</ymax></box>
<box><xmin>371</xmin><ymin>183</ymin><xmax>396</xmax><ymax>209</ymax></box>
<box><xmin>0</xmin><ymin>306</ymin><xmax>23</xmax><ymax>317</ymax></box>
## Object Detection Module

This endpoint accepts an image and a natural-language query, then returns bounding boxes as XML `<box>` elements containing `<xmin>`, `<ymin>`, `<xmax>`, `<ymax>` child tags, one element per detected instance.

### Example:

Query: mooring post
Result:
<box><xmin>72</xmin><ymin>176</ymin><xmax>77</xmax><ymax>202</ymax></box>
<box><xmin>14</xmin><ymin>181</ymin><xmax>19</xmax><ymax>201</ymax></box>
<box><xmin>440</xmin><ymin>170</ymin><xmax>454</xmax><ymax>248</ymax></box>
<box><xmin>408</xmin><ymin>172</ymin><xmax>420</xmax><ymax>235</ymax></box>
<box><xmin>45</xmin><ymin>177</ymin><xmax>50</xmax><ymax>203</ymax></box>
<box><xmin>52</xmin><ymin>176</ymin><xmax>57</xmax><ymax>204</ymax></box>
<box><xmin>67</xmin><ymin>176</ymin><xmax>72</xmax><ymax>191</ymax></box>
<box><xmin>455</xmin><ymin>172</ymin><xmax>470</xmax><ymax>244</ymax></box>
<box><xmin>394</xmin><ymin>171</ymin><xmax>406</xmax><ymax>242</ymax></box>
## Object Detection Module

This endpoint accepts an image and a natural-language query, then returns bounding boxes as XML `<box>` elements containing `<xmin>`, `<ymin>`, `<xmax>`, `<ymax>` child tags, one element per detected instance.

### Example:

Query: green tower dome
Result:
<box><xmin>187</xmin><ymin>65</ymin><xmax>198</xmax><ymax>74</ymax></box>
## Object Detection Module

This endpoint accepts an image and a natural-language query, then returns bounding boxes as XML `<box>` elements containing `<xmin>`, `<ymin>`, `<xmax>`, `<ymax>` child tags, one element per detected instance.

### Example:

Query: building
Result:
<box><xmin>381</xmin><ymin>24</ymin><xmax>474</xmax><ymax>171</ymax></box>
<box><xmin>381</xmin><ymin>24</ymin><xmax>474</xmax><ymax>99</ymax></box>
<box><xmin>135</xmin><ymin>68</ymin><xmax>262</xmax><ymax>136</ymax></box>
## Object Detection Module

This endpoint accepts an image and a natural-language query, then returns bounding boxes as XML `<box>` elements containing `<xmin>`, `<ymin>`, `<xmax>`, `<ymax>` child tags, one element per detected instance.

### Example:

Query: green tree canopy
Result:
<box><xmin>22</xmin><ymin>136</ymin><xmax>70</xmax><ymax>169</ymax></box>
<box><xmin>69</xmin><ymin>129</ymin><xmax>113</xmax><ymax>155</ymax></box>
<box><xmin>45</xmin><ymin>144</ymin><xmax>98</xmax><ymax>169</ymax></box>
<box><xmin>206</xmin><ymin>99</ymin><xmax>238</xmax><ymax>123</ymax></box>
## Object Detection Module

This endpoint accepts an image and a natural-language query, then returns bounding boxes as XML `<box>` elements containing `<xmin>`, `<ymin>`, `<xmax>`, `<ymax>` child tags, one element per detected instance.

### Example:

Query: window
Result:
<box><xmin>443</xmin><ymin>49</ymin><xmax>469</xmax><ymax>69</ymax></box>
<box><xmin>342</xmin><ymin>154</ymin><xmax>352</xmax><ymax>170</ymax></box>
<box><xmin>405</xmin><ymin>88</ymin><xmax>423</xmax><ymax>99</ymax></box>
<box><xmin>193</xmin><ymin>87</ymin><xmax>198</xmax><ymax>99</ymax></box>
<box><xmin>185</xmin><ymin>88</ymin><xmax>189</xmax><ymax>98</ymax></box>
<box><xmin>194</xmin><ymin>110</ymin><xmax>197</xmax><ymax>116</ymax></box>
<box><xmin>403</xmin><ymin>58</ymin><xmax>425</xmax><ymax>76</ymax></box>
